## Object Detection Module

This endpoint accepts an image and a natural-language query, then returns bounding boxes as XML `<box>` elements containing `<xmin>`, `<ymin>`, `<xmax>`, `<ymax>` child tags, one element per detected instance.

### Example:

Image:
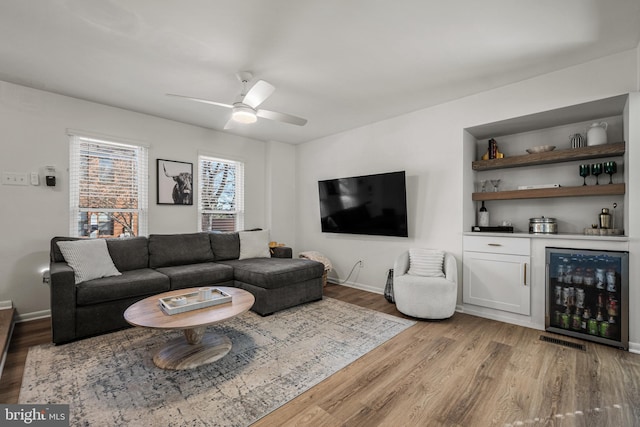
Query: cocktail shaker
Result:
<box><xmin>599</xmin><ymin>208</ymin><xmax>612</xmax><ymax>229</ymax></box>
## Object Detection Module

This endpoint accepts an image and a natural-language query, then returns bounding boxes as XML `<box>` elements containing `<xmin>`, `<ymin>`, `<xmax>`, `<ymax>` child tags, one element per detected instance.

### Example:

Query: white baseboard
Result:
<box><xmin>0</xmin><ymin>300</ymin><xmax>13</xmax><ymax>310</ymax></box>
<box><xmin>16</xmin><ymin>309</ymin><xmax>51</xmax><ymax>323</ymax></box>
<box><xmin>628</xmin><ymin>341</ymin><xmax>640</xmax><ymax>354</ymax></box>
<box><xmin>328</xmin><ymin>280</ymin><xmax>383</xmax><ymax>295</ymax></box>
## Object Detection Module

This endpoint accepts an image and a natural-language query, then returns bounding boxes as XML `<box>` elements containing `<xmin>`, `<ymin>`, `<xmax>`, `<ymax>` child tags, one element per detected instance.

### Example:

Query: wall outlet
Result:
<box><xmin>2</xmin><ymin>172</ymin><xmax>29</xmax><ymax>186</ymax></box>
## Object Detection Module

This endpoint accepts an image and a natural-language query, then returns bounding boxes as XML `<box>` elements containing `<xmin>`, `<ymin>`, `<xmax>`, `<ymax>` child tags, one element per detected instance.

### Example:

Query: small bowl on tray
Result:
<box><xmin>526</xmin><ymin>145</ymin><xmax>556</xmax><ymax>154</ymax></box>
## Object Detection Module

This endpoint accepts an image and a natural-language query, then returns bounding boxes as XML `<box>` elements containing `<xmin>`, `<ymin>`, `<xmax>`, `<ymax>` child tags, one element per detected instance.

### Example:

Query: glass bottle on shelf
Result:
<box><xmin>478</xmin><ymin>202</ymin><xmax>489</xmax><ymax>227</ymax></box>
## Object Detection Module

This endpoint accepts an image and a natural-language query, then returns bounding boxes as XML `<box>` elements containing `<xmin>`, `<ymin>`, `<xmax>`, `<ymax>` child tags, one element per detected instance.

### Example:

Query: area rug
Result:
<box><xmin>20</xmin><ymin>297</ymin><xmax>414</xmax><ymax>426</ymax></box>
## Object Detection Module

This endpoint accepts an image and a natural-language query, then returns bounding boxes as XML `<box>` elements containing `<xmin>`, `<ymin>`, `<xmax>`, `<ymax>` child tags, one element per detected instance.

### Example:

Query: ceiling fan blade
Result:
<box><xmin>223</xmin><ymin>118</ymin><xmax>237</xmax><ymax>129</ymax></box>
<box><xmin>166</xmin><ymin>94</ymin><xmax>233</xmax><ymax>109</ymax></box>
<box><xmin>242</xmin><ymin>80</ymin><xmax>275</xmax><ymax>109</ymax></box>
<box><xmin>257</xmin><ymin>109</ymin><xmax>308</xmax><ymax>126</ymax></box>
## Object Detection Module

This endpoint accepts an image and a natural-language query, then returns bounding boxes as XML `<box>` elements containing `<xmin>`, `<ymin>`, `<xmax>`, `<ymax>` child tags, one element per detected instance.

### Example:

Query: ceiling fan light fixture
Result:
<box><xmin>231</xmin><ymin>105</ymin><xmax>257</xmax><ymax>124</ymax></box>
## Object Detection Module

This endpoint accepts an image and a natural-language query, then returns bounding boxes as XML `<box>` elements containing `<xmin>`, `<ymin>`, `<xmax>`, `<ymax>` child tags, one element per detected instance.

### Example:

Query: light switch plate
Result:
<box><xmin>2</xmin><ymin>172</ymin><xmax>29</xmax><ymax>185</ymax></box>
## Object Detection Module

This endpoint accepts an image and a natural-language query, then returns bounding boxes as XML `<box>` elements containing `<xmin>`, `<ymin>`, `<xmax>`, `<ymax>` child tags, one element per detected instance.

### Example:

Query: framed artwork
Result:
<box><xmin>157</xmin><ymin>159</ymin><xmax>193</xmax><ymax>205</ymax></box>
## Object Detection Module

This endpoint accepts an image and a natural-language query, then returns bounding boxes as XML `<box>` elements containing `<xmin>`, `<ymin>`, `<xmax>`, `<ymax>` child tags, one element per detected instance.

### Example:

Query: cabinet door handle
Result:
<box><xmin>523</xmin><ymin>263</ymin><xmax>528</xmax><ymax>286</ymax></box>
<box><xmin>487</xmin><ymin>243</ymin><xmax>502</xmax><ymax>247</ymax></box>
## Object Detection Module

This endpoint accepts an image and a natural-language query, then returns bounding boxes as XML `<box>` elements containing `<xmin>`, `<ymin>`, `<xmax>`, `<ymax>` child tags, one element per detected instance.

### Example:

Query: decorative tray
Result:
<box><xmin>159</xmin><ymin>288</ymin><xmax>232</xmax><ymax>315</ymax></box>
<box><xmin>526</xmin><ymin>145</ymin><xmax>556</xmax><ymax>154</ymax></box>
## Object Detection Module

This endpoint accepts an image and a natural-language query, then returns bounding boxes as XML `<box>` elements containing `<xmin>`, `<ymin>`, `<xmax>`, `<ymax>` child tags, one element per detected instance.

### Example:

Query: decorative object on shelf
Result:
<box><xmin>579</xmin><ymin>164</ymin><xmax>590</xmax><ymax>186</ymax></box>
<box><xmin>471</xmin><ymin>225</ymin><xmax>514</xmax><ymax>233</ymax></box>
<box><xmin>478</xmin><ymin>201</ymin><xmax>489</xmax><ymax>227</ymax></box>
<box><xmin>529</xmin><ymin>217</ymin><xmax>558</xmax><ymax>234</ymax></box>
<box><xmin>599</xmin><ymin>208</ymin><xmax>612</xmax><ymax>229</ymax></box>
<box><xmin>570</xmin><ymin>133</ymin><xmax>585</xmax><ymax>149</ymax></box>
<box><xmin>591</xmin><ymin>163</ymin><xmax>603</xmax><ymax>185</ymax></box>
<box><xmin>604</xmin><ymin>161</ymin><xmax>617</xmax><ymax>184</ymax></box>
<box><xmin>586</xmin><ymin>122</ymin><xmax>608</xmax><ymax>146</ymax></box>
<box><xmin>517</xmin><ymin>183</ymin><xmax>560</xmax><ymax>190</ymax></box>
<box><xmin>488</xmin><ymin>138</ymin><xmax>498</xmax><ymax>159</ymax></box>
<box><xmin>490</xmin><ymin>178</ymin><xmax>501</xmax><ymax>192</ymax></box>
<box><xmin>526</xmin><ymin>145</ymin><xmax>556</xmax><ymax>154</ymax></box>
<box><xmin>479</xmin><ymin>180</ymin><xmax>487</xmax><ymax>192</ymax></box>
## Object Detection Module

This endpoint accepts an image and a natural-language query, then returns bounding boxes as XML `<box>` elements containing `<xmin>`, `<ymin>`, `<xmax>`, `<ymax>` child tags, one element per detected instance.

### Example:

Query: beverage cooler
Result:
<box><xmin>546</xmin><ymin>247</ymin><xmax>629</xmax><ymax>349</ymax></box>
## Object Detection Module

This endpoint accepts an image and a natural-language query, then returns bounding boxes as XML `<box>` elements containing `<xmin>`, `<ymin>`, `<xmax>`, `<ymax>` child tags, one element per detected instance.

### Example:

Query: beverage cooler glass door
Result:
<box><xmin>546</xmin><ymin>247</ymin><xmax>628</xmax><ymax>350</ymax></box>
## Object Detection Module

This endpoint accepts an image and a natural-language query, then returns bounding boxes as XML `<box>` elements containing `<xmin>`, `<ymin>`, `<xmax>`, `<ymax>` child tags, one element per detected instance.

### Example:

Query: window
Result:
<box><xmin>69</xmin><ymin>133</ymin><xmax>148</xmax><ymax>237</ymax></box>
<box><xmin>199</xmin><ymin>155</ymin><xmax>244</xmax><ymax>232</ymax></box>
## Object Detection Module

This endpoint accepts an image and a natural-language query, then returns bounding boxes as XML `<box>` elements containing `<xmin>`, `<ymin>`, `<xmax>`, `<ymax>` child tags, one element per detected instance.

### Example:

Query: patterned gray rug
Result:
<box><xmin>20</xmin><ymin>297</ymin><xmax>414</xmax><ymax>426</ymax></box>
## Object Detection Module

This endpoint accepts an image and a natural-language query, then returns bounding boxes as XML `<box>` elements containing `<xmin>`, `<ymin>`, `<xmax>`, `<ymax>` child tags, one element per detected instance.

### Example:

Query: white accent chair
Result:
<box><xmin>393</xmin><ymin>250</ymin><xmax>458</xmax><ymax>319</ymax></box>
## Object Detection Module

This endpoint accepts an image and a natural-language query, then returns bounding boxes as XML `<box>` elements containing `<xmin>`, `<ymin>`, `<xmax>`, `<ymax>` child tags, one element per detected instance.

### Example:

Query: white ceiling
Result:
<box><xmin>1</xmin><ymin>0</ymin><xmax>639</xmax><ymax>144</ymax></box>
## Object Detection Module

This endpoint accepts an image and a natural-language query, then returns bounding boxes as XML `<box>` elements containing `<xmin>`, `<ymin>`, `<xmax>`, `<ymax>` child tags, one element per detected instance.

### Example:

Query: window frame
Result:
<box><xmin>68</xmin><ymin>131</ymin><xmax>148</xmax><ymax>238</ymax></box>
<box><xmin>198</xmin><ymin>155</ymin><xmax>245</xmax><ymax>232</ymax></box>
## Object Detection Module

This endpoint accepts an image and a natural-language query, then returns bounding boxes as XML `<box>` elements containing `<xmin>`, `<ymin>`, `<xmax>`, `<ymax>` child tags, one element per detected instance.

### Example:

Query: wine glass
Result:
<box><xmin>591</xmin><ymin>163</ymin><xmax>602</xmax><ymax>185</ymax></box>
<box><xmin>479</xmin><ymin>180</ymin><xmax>487</xmax><ymax>192</ymax></box>
<box><xmin>604</xmin><ymin>161</ymin><xmax>617</xmax><ymax>184</ymax></box>
<box><xmin>579</xmin><ymin>164</ymin><xmax>590</xmax><ymax>186</ymax></box>
<box><xmin>490</xmin><ymin>178</ymin><xmax>501</xmax><ymax>192</ymax></box>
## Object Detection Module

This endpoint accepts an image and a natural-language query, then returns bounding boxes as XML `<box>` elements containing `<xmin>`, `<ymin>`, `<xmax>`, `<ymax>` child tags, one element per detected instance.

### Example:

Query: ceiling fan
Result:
<box><xmin>167</xmin><ymin>72</ymin><xmax>307</xmax><ymax>129</ymax></box>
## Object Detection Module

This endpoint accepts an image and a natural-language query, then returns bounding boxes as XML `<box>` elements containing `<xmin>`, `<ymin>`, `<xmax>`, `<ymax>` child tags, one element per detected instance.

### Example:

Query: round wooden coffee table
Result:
<box><xmin>124</xmin><ymin>286</ymin><xmax>254</xmax><ymax>370</ymax></box>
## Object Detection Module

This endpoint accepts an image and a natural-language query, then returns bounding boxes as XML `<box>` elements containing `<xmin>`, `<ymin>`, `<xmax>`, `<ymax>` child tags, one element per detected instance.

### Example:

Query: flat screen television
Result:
<box><xmin>318</xmin><ymin>171</ymin><xmax>408</xmax><ymax>237</ymax></box>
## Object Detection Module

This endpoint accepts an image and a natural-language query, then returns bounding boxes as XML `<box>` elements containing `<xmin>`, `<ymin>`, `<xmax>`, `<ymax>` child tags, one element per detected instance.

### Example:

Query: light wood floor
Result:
<box><xmin>1</xmin><ymin>284</ymin><xmax>639</xmax><ymax>426</ymax></box>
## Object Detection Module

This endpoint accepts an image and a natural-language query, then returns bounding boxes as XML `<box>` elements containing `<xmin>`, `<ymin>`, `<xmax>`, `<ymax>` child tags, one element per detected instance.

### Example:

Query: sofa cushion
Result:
<box><xmin>76</xmin><ymin>268</ymin><xmax>170</xmax><ymax>306</ymax></box>
<box><xmin>408</xmin><ymin>248</ymin><xmax>445</xmax><ymax>277</ymax></box>
<box><xmin>208</xmin><ymin>232</ymin><xmax>240</xmax><ymax>261</ymax></box>
<box><xmin>105</xmin><ymin>237</ymin><xmax>149</xmax><ymax>271</ymax></box>
<box><xmin>218</xmin><ymin>258</ymin><xmax>324</xmax><ymax>290</ymax></box>
<box><xmin>56</xmin><ymin>239</ymin><xmax>122</xmax><ymax>284</ymax></box>
<box><xmin>51</xmin><ymin>236</ymin><xmax>82</xmax><ymax>262</ymax></box>
<box><xmin>238</xmin><ymin>230</ymin><xmax>270</xmax><ymax>260</ymax></box>
<box><xmin>148</xmin><ymin>233</ymin><xmax>214</xmax><ymax>268</ymax></box>
<box><xmin>155</xmin><ymin>262</ymin><xmax>234</xmax><ymax>290</ymax></box>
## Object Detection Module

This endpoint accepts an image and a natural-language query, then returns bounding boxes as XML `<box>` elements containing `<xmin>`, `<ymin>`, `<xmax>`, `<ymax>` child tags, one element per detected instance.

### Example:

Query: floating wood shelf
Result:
<box><xmin>472</xmin><ymin>183</ymin><xmax>625</xmax><ymax>201</ymax></box>
<box><xmin>472</xmin><ymin>141</ymin><xmax>625</xmax><ymax>171</ymax></box>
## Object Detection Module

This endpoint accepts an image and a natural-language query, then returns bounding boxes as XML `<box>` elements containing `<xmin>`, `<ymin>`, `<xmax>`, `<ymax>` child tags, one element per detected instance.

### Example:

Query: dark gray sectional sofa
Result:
<box><xmin>49</xmin><ymin>232</ymin><xmax>324</xmax><ymax>344</ymax></box>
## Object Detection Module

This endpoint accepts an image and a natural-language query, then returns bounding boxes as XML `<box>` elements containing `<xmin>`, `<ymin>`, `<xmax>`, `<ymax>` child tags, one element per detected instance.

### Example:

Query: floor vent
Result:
<box><xmin>539</xmin><ymin>335</ymin><xmax>586</xmax><ymax>351</ymax></box>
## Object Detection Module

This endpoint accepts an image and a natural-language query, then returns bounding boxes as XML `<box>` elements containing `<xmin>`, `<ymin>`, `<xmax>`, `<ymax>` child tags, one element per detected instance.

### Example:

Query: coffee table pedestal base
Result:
<box><xmin>153</xmin><ymin>328</ymin><xmax>232</xmax><ymax>370</ymax></box>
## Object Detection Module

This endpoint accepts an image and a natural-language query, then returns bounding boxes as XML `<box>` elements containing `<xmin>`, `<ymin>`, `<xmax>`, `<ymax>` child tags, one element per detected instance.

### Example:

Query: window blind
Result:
<box><xmin>69</xmin><ymin>134</ymin><xmax>148</xmax><ymax>237</ymax></box>
<box><xmin>199</xmin><ymin>156</ymin><xmax>244</xmax><ymax>232</ymax></box>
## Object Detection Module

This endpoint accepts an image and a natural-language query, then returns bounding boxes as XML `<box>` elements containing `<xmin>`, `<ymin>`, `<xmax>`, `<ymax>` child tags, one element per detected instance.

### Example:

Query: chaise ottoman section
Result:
<box><xmin>218</xmin><ymin>258</ymin><xmax>324</xmax><ymax>289</ymax></box>
<box><xmin>217</xmin><ymin>258</ymin><xmax>324</xmax><ymax>315</ymax></box>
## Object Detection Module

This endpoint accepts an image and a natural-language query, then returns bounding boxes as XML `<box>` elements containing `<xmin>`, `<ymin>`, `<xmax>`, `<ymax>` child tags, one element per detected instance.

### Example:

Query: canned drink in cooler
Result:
<box><xmin>600</xmin><ymin>321</ymin><xmax>610</xmax><ymax>338</ymax></box>
<box><xmin>561</xmin><ymin>313</ymin><xmax>570</xmax><ymax>329</ymax></box>
<box><xmin>588</xmin><ymin>318</ymin><xmax>599</xmax><ymax>335</ymax></box>
<box><xmin>555</xmin><ymin>286</ymin><xmax>562</xmax><ymax>305</ymax></box>
<box><xmin>596</xmin><ymin>268</ymin><xmax>605</xmax><ymax>289</ymax></box>
<box><xmin>576</xmin><ymin>288</ymin><xmax>585</xmax><ymax>308</ymax></box>
<box><xmin>606</xmin><ymin>270</ymin><xmax>617</xmax><ymax>292</ymax></box>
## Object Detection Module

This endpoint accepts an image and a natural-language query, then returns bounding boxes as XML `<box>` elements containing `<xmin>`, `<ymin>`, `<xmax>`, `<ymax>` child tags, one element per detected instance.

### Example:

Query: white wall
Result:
<box><xmin>296</xmin><ymin>49</ymin><xmax>639</xmax><ymax>312</ymax></box>
<box><xmin>0</xmin><ymin>81</ymin><xmax>282</xmax><ymax>319</ymax></box>
<box><xmin>265</xmin><ymin>141</ymin><xmax>297</xmax><ymax>252</ymax></box>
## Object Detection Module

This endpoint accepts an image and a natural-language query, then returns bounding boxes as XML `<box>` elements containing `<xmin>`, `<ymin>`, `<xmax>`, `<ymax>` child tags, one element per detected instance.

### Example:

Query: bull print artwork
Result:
<box><xmin>157</xmin><ymin>159</ymin><xmax>193</xmax><ymax>205</ymax></box>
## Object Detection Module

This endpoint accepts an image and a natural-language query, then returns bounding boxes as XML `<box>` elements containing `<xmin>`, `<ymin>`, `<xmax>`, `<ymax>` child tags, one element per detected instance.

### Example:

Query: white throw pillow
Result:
<box><xmin>56</xmin><ymin>239</ymin><xmax>122</xmax><ymax>284</ymax></box>
<box><xmin>407</xmin><ymin>249</ymin><xmax>445</xmax><ymax>277</ymax></box>
<box><xmin>238</xmin><ymin>230</ymin><xmax>270</xmax><ymax>260</ymax></box>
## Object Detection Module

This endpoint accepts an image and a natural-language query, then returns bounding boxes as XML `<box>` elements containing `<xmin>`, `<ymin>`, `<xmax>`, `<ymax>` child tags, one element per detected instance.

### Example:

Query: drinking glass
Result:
<box><xmin>591</xmin><ymin>163</ymin><xmax>602</xmax><ymax>185</ymax></box>
<box><xmin>479</xmin><ymin>180</ymin><xmax>487</xmax><ymax>192</ymax></box>
<box><xmin>604</xmin><ymin>161</ymin><xmax>617</xmax><ymax>184</ymax></box>
<box><xmin>579</xmin><ymin>164</ymin><xmax>590</xmax><ymax>186</ymax></box>
<box><xmin>490</xmin><ymin>178</ymin><xmax>501</xmax><ymax>192</ymax></box>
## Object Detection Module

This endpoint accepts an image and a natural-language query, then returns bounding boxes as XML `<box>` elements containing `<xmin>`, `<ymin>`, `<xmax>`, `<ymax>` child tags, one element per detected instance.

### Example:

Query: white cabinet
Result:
<box><xmin>463</xmin><ymin>236</ymin><xmax>531</xmax><ymax>315</ymax></box>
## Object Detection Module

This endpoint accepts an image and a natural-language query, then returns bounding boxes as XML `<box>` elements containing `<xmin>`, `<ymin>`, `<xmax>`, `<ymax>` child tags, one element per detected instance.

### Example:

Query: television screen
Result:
<box><xmin>318</xmin><ymin>171</ymin><xmax>408</xmax><ymax>237</ymax></box>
